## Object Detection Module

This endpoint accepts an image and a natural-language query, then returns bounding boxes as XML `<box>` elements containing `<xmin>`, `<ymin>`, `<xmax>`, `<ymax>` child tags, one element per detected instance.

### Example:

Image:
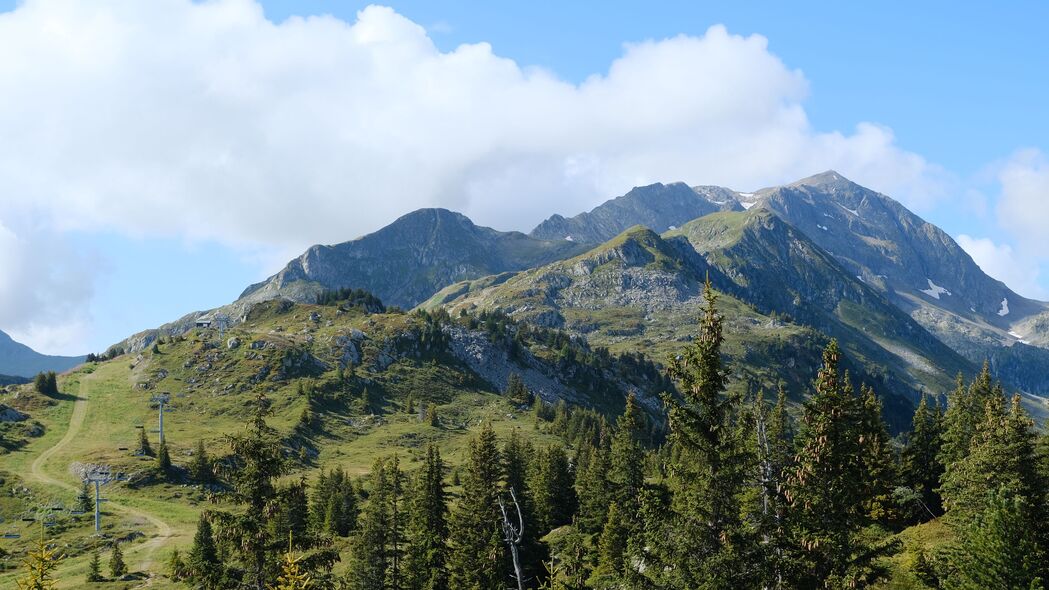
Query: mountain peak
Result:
<box><xmin>789</xmin><ymin>170</ymin><xmax>857</xmax><ymax>190</ymax></box>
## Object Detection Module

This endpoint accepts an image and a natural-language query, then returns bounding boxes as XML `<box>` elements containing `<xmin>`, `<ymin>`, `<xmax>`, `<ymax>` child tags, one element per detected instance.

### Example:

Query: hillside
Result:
<box><xmin>427</xmin><ymin>215</ymin><xmax>976</xmax><ymax>430</ymax></box>
<box><xmin>0</xmin><ymin>329</ymin><xmax>84</xmax><ymax>378</ymax></box>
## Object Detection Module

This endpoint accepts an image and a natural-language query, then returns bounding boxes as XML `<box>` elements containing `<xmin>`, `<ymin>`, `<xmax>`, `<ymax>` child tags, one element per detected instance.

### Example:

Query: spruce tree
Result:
<box><xmin>187</xmin><ymin>514</ymin><xmax>222</xmax><ymax>589</ymax></box>
<box><xmin>607</xmin><ymin>393</ymin><xmax>645</xmax><ymax>527</ymax></box>
<box><xmin>946</xmin><ymin>489</ymin><xmax>1044</xmax><ymax>590</ymax></box>
<box><xmin>190</xmin><ymin>439</ymin><xmax>213</xmax><ymax>484</ymax></box>
<box><xmin>751</xmin><ymin>386</ymin><xmax>799</xmax><ymax>589</ymax></box>
<box><xmin>657</xmin><ymin>279</ymin><xmax>753</xmax><ymax>588</ymax></box>
<box><xmin>78</xmin><ymin>480</ymin><xmax>93</xmax><ymax>514</ymax></box>
<box><xmin>588</xmin><ymin>502</ymin><xmax>628</xmax><ymax>589</ymax></box>
<box><xmin>858</xmin><ymin>384</ymin><xmax>896</xmax><ymax>522</ymax></box>
<box><xmin>901</xmin><ymin>394</ymin><xmax>945</xmax><ymax>518</ymax></box>
<box><xmin>138</xmin><ymin>428</ymin><xmax>154</xmax><ymax>457</ymax></box>
<box><xmin>157</xmin><ymin>440</ymin><xmax>172</xmax><ymax>474</ymax></box>
<box><xmin>209</xmin><ymin>393</ymin><xmax>338</xmax><ymax>589</ymax></box>
<box><xmin>87</xmin><ymin>548</ymin><xmax>103</xmax><ymax>582</ymax></box>
<box><xmin>503</xmin><ymin>429</ymin><xmax>543</xmax><ymax>585</ymax></box>
<box><xmin>573</xmin><ymin>443</ymin><xmax>612</xmax><ymax>534</ymax></box>
<box><xmin>529</xmin><ymin>443</ymin><xmax>576</xmax><ymax>533</ymax></box>
<box><xmin>403</xmin><ymin>445</ymin><xmax>449</xmax><ymax>590</ymax></box>
<box><xmin>785</xmin><ymin>341</ymin><xmax>895</xmax><ymax>588</ymax></box>
<box><xmin>506</xmin><ymin>373</ymin><xmax>533</xmax><ymax>407</ymax></box>
<box><xmin>109</xmin><ymin>542</ymin><xmax>127</xmax><ymax>578</ymax></box>
<box><xmin>448</xmin><ymin>424</ymin><xmax>506</xmax><ymax>590</ymax></box>
<box><xmin>347</xmin><ymin>457</ymin><xmax>400</xmax><ymax>590</ymax></box>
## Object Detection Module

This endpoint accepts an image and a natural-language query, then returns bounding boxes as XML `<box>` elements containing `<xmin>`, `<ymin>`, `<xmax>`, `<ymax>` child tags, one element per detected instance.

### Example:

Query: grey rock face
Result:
<box><xmin>531</xmin><ymin>182</ymin><xmax>743</xmax><ymax>245</ymax></box>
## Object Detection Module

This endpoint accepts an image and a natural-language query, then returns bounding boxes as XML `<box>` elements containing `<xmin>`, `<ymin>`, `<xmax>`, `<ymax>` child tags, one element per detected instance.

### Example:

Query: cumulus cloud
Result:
<box><xmin>0</xmin><ymin>0</ymin><xmax>946</xmax><ymax>252</ymax></box>
<box><xmin>956</xmin><ymin>234</ymin><xmax>1046</xmax><ymax>300</ymax></box>
<box><xmin>0</xmin><ymin>218</ymin><xmax>98</xmax><ymax>353</ymax></box>
<box><xmin>996</xmin><ymin>149</ymin><xmax>1049</xmax><ymax>252</ymax></box>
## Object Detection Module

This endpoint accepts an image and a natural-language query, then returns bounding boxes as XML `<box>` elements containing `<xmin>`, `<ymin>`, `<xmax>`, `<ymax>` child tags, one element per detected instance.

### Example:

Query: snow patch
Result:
<box><xmin>823</xmin><ymin>213</ymin><xmax>833</xmax><ymax>218</ymax></box>
<box><xmin>919</xmin><ymin>279</ymin><xmax>951</xmax><ymax>300</ymax></box>
<box><xmin>564</xmin><ymin>235</ymin><xmax>574</xmax><ymax>242</ymax></box>
<box><xmin>856</xmin><ymin>275</ymin><xmax>866</xmax><ymax>283</ymax></box>
<box><xmin>738</xmin><ymin>192</ymin><xmax>754</xmax><ymax>198</ymax></box>
<box><xmin>817</xmin><ymin>224</ymin><xmax>828</xmax><ymax>231</ymax></box>
<box><xmin>998</xmin><ymin>298</ymin><xmax>1010</xmax><ymax>316</ymax></box>
<box><xmin>837</xmin><ymin>203</ymin><xmax>860</xmax><ymax>217</ymax></box>
<box><xmin>668</xmin><ymin>225</ymin><xmax>677</xmax><ymax>231</ymax></box>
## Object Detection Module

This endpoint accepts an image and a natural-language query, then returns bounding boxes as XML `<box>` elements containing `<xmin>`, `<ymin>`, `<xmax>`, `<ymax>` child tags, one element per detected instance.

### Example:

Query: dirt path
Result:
<box><xmin>25</xmin><ymin>373</ymin><xmax>176</xmax><ymax>574</ymax></box>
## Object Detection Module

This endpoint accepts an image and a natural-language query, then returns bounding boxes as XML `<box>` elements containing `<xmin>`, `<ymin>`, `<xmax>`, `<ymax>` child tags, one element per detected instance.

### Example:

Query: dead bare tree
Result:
<box><xmin>499</xmin><ymin>486</ymin><xmax>526</xmax><ymax>590</ymax></box>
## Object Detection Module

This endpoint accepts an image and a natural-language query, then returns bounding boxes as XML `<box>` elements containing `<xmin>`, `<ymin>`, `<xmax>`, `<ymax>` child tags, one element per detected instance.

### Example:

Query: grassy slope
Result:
<box><xmin>0</xmin><ymin>304</ymin><xmax>567</xmax><ymax>588</ymax></box>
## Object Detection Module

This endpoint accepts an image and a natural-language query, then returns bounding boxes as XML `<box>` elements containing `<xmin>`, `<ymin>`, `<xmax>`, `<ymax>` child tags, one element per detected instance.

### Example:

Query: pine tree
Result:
<box><xmin>78</xmin><ymin>480</ymin><xmax>93</xmax><ymax>514</ymax></box>
<box><xmin>404</xmin><ymin>445</ymin><xmax>449</xmax><ymax>590</ymax></box>
<box><xmin>858</xmin><ymin>384</ymin><xmax>896</xmax><ymax>522</ymax></box>
<box><xmin>785</xmin><ymin>341</ymin><xmax>895</xmax><ymax>588</ymax></box>
<box><xmin>188</xmin><ymin>514</ymin><xmax>222</xmax><ymax>589</ymax></box>
<box><xmin>448</xmin><ymin>424</ymin><xmax>506</xmax><ymax>590</ymax></box>
<box><xmin>901</xmin><ymin>394</ymin><xmax>945</xmax><ymax>519</ymax></box>
<box><xmin>167</xmin><ymin>547</ymin><xmax>188</xmax><ymax>582</ymax></box>
<box><xmin>426</xmin><ymin>404</ymin><xmax>440</xmax><ymax>428</ymax></box>
<box><xmin>529</xmin><ymin>444</ymin><xmax>576</xmax><ymax>533</ymax></box>
<box><xmin>946</xmin><ymin>489</ymin><xmax>1044</xmax><ymax>590</ymax></box>
<box><xmin>751</xmin><ymin>386</ymin><xmax>799</xmax><ymax>589</ymax></box>
<box><xmin>15</xmin><ymin>528</ymin><xmax>60</xmax><ymax>590</ymax></box>
<box><xmin>190</xmin><ymin>439</ymin><xmax>214</xmax><ymax>484</ymax></box>
<box><xmin>138</xmin><ymin>428</ymin><xmax>154</xmax><ymax>457</ymax></box>
<box><xmin>607</xmin><ymin>393</ymin><xmax>645</xmax><ymax>527</ymax></box>
<box><xmin>502</xmin><ymin>429</ymin><xmax>543</xmax><ymax>585</ymax></box>
<box><xmin>573</xmin><ymin>443</ymin><xmax>612</xmax><ymax>534</ymax></box>
<box><xmin>657</xmin><ymin>279</ymin><xmax>754</xmax><ymax>588</ymax></box>
<box><xmin>109</xmin><ymin>542</ymin><xmax>127</xmax><ymax>578</ymax></box>
<box><xmin>347</xmin><ymin>457</ymin><xmax>399</xmax><ymax>590</ymax></box>
<box><xmin>588</xmin><ymin>502</ymin><xmax>628</xmax><ymax>589</ymax></box>
<box><xmin>157</xmin><ymin>440</ymin><xmax>172</xmax><ymax>474</ymax></box>
<box><xmin>87</xmin><ymin>548</ymin><xmax>104</xmax><ymax>582</ymax></box>
<box><xmin>211</xmin><ymin>394</ymin><xmax>295</xmax><ymax>589</ymax></box>
<box><xmin>506</xmin><ymin>373</ymin><xmax>533</xmax><ymax>407</ymax></box>
<box><xmin>939</xmin><ymin>365</ymin><xmax>995</xmax><ymax>470</ymax></box>
<box><xmin>274</xmin><ymin>533</ymin><xmax>314</xmax><ymax>590</ymax></box>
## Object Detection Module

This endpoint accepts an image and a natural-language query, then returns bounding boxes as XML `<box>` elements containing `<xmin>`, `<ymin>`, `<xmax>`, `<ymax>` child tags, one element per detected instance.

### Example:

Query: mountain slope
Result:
<box><xmin>530</xmin><ymin>182</ymin><xmax>742</xmax><ymax>244</ymax></box>
<box><xmin>428</xmin><ymin>216</ymin><xmax>974</xmax><ymax>430</ymax></box>
<box><xmin>0</xmin><ymin>330</ymin><xmax>84</xmax><ymax>377</ymax></box>
<box><xmin>240</xmin><ymin>208</ymin><xmax>588</xmax><ymax>310</ymax></box>
<box><xmin>748</xmin><ymin>171</ymin><xmax>1048</xmax><ymax>357</ymax></box>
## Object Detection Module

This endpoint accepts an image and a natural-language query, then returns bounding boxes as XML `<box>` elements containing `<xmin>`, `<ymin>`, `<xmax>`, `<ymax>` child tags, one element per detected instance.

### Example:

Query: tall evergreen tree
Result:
<box><xmin>348</xmin><ymin>457</ymin><xmax>398</xmax><ymax>590</ymax></box>
<box><xmin>157</xmin><ymin>440</ymin><xmax>172</xmax><ymax>474</ymax></box>
<box><xmin>588</xmin><ymin>502</ymin><xmax>628</xmax><ymax>589</ymax></box>
<box><xmin>529</xmin><ymin>443</ymin><xmax>576</xmax><ymax>533</ymax></box>
<box><xmin>404</xmin><ymin>445</ymin><xmax>449</xmax><ymax>590</ymax></box>
<box><xmin>750</xmin><ymin>386</ymin><xmax>799</xmax><ymax>589</ymax></box>
<box><xmin>573</xmin><ymin>443</ymin><xmax>612</xmax><ymax>534</ymax></box>
<box><xmin>656</xmin><ymin>280</ymin><xmax>754</xmax><ymax>588</ymax></box>
<box><xmin>901</xmin><ymin>394</ymin><xmax>945</xmax><ymax>518</ymax></box>
<box><xmin>188</xmin><ymin>514</ymin><xmax>222</xmax><ymax>589</ymax></box>
<box><xmin>858</xmin><ymin>384</ymin><xmax>896</xmax><ymax>522</ymax></box>
<box><xmin>190</xmin><ymin>439</ymin><xmax>214</xmax><ymax>484</ymax></box>
<box><xmin>77</xmin><ymin>480</ymin><xmax>93</xmax><ymax>514</ymax></box>
<box><xmin>503</xmin><ymin>429</ymin><xmax>543</xmax><ymax>586</ymax></box>
<box><xmin>786</xmin><ymin>341</ymin><xmax>896</xmax><ymax>588</ymax></box>
<box><xmin>211</xmin><ymin>393</ymin><xmax>334</xmax><ymax>588</ymax></box>
<box><xmin>138</xmin><ymin>428</ymin><xmax>154</xmax><ymax>457</ymax></box>
<box><xmin>87</xmin><ymin>548</ymin><xmax>103</xmax><ymax>582</ymax></box>
<box><xmin>109</xmin><ymin>542</ymin><xmax>127</xmax><ymax>578</ymax></box>
<box><xmin>607</xmin><ymin>393</ymin><xmax>645</xmax><ymax>527</ymax></box>
<box><xmin>448</xmin><ymin>424</ymin><xmax>506</xmax><ymax>590</ymax></box>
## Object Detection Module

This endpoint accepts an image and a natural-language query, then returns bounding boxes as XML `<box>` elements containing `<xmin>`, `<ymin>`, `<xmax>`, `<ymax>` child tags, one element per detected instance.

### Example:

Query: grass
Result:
<box><xmin>0</xmin><ymin>302</ymin><xmax>571</xmax><ymax>587</ymax></box>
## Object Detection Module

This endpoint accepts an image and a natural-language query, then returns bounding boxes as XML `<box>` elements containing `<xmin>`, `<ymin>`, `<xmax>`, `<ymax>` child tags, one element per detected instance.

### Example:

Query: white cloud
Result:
<box><xmin>0</xmin><ymin>0</ymin><xmax>945</xmax><ymax>250</ymax></box>
<box><xmin>0</xmin><ymin>218</ymin><xmax>98</xmax><ymax>353</ymax></box>
<box><xmin>0</xmin><ymin>0</ymin><xmax>956</xmax><ymax>349</ymax></box>
<box><xmin>996</xmin><ymin>149</ymin><xmax>1049</xmax><ymax>252</ymax></box>
<box><xmin>956</xmin><ymin>234</ymin><xmax>1046</xmax><ymax>300</ymax></box>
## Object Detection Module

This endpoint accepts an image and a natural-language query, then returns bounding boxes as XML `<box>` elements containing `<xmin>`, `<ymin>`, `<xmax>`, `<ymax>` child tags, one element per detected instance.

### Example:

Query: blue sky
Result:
<box><xmin>0</xmin><ymin>0</ymin><xmax>1046</xmax><ymax>355</ymax></box>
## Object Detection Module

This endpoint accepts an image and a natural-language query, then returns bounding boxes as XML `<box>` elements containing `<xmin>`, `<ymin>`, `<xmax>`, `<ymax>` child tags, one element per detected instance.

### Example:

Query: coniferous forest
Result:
<box><xmin>111</xmin><ymin>282</ymin><xmax>1042</xmax><ymax>590</ymax></box>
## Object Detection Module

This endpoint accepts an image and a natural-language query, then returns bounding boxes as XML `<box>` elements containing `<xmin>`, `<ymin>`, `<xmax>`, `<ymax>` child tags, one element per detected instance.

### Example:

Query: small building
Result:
<box><xmin>195</xmin><ymin>316</ymin><xmax>212</xmax><ymax>328</ymax></box>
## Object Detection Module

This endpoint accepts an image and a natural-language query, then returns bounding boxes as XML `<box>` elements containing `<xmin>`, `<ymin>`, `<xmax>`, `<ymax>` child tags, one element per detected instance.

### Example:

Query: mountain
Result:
<box><xmin>239</xmin><ymin>208</ymin><xmax>588</xmax><ymax>309</ymax></box>
<box><xmin>0</xmin><ymin>330</ymin><xmax>84</xmax><ymax>378</ymax></box>
<box><xmin>530</xmin><ymin>182</ymin><xmax>742</xmax><ymax>244</ymax></box>
<box><xmin>746</xmin><ymin>171</ymin><xmax>1048</xmax><ymax>357</ymax></box>
<box><xmin>427</xmin><ymin>213</ymin><xmax>973</xmax><ymax>430</ymax></box>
